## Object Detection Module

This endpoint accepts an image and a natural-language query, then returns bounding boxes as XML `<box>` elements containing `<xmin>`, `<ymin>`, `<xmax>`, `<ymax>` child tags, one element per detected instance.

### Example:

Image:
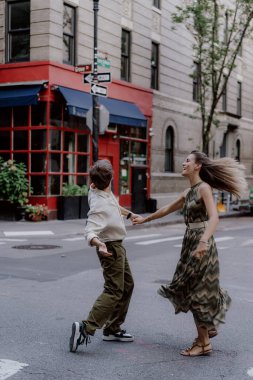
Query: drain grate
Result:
<box><xmin>12</xmin><ymin>245</ymin><xmax>62</xmax><ymax>250</ymax></box>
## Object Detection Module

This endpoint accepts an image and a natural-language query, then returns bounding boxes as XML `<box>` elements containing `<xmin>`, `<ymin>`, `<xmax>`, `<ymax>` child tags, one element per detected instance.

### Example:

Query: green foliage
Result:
<box><xmin>62</xmin><ymin>183</ymin><xmax>88</xmax><ymax>196</ymax></box>
<box><xmin>172</xmin><ymin>0</ymin><xmax>253</xmax><ymax>154</ymax></box>
<box><xmin>25</xmin><ymin>203</ymin><xmax>48</xmax><ymax>219</ymax></box>
<box><xmin>0</xmin><ymin>157</ymin><xmax>30</xmax><ymax>206</ymax></box>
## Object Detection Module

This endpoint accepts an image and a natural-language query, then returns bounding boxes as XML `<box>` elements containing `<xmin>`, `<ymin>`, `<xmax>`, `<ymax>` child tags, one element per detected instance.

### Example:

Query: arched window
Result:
<box><xmin>235</xmin><ymin>139</ymin><xmax>241</xmax><ymax>162</ymax></box>
<box><xmin>165</xmin><ymin>126</ymin><xmax>174</xmax><ymax>172</ymax></box>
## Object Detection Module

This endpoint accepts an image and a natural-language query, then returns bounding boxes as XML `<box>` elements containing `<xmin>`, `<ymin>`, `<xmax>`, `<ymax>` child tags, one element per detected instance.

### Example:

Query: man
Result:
<box><xmin>69</xmin><ymin>160</ymin><xmax>137</xmax><ymax>352</ymax></box>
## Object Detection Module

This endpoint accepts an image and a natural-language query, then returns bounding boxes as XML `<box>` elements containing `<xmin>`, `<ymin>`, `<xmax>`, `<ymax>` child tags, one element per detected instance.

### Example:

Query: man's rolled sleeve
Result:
<box><xmin>84</xmin><ymin>210</ymin><xmax>105</xmax><ymax>246</ymax></box>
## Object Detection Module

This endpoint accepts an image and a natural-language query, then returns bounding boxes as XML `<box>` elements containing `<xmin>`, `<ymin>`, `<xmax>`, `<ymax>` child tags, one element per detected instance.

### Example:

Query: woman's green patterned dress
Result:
<box><xmin>159</xmin><ymin>182</ymin><xmax>231</xmax><ymax>329</ymax></box>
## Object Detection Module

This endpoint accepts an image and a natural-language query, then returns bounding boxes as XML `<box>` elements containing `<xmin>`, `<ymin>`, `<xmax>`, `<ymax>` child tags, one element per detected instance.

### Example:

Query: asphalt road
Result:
<box><xmin>0</xmin><ymin>216</ymin><xmax>252</xmax><ymax>380</ymax></box>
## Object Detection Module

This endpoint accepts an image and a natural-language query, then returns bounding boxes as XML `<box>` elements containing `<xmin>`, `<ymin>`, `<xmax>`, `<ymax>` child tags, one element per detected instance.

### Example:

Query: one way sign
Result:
<box><xmin>84</xmin><ymin>72</ymin><xmax>111</xmax><ymax>84</ymax></box>
<box><xmin>90</xmin><ymin>83</ymin><xmax>108</xmax><ymax>97</ymax></box>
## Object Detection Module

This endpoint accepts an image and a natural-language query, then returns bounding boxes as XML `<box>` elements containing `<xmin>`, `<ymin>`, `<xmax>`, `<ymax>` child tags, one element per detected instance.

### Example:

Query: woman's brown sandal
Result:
<box><xmin>180</xmin><ymin>342</ymin><xmax>212</xmax><ymax>357</ymax></box>
<box><xmin>208</xmin><ymin>329</ymin><xmax>218</xmax><ymax>338</ymax></box>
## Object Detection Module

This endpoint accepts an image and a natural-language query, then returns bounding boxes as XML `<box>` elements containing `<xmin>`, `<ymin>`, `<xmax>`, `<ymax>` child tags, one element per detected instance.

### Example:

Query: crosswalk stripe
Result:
<box><xmin>0</xmin><ymin>239</ymin><xmax>27</xmax><ymax>242</ymax></box>
<box><xmin>125</xmin><ymin>234</ymin><xmax>162</xmax><ymax>241</ymax></box>
<box><xmin>0</xmin><ymin>359</ymin><xmax>28</xmax><ymax>380</ymax></box>
<box><xmin>4</xmin><ymin>231</ymin><xmax>54</xmax><ymax>237</ymax></box>
<box><xmin>241</xmin><ymin>239</ymin><xmax>253</xmax><ymax>247</ymax></box>
<box><xmin>63</xmin><ymin>237</ymin><xmax>85</xmax><ymax>241</ymax></box>
<box><xmin>136</xmin><ymin>236</ymin><xmax>183</xmax><ymax>245</ymax></box>
<box><xmin>215</xmin><ymin>236</ymin><xmax>234</xmax><ymax>242</ymax></box>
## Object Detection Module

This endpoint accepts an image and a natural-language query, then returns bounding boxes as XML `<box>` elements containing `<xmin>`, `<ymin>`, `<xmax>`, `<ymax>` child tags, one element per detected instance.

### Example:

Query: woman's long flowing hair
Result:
<box><xmin>191</xmin><ymin>151</ymin><xmax>248</xmax><ymax>198</ymax></box>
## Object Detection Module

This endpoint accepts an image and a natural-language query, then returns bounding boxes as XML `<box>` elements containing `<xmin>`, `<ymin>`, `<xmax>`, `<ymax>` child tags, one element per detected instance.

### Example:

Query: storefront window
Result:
<box><xmin>64</xmin><ymin>111</ymin><xmax>86</xmax><ymax>130</ymax></box>
<box><xmin>31</xmin><ymin>153</ymin><xmax>46</xmax><ymax>172</ymax></box>
<box><xmin>119</xmin><ymin>138</ymin><xmax>147</xmax><ymax>195</ymax></box>
<box><xmin>118</xmin><ymin>125</ymin><xmax>147</xmax><ymax>139</ymax></box>
<box><xmin>64</xmin><ymin>131</ymin><xmax>75</xmax><ymax>151</ymax></box>
<box><xmin>77</xmin><ymin>134</ymin><xmax>89</xmax><ymax>152</ymax></box>
<box><xmin>0</xmin><ymin>107</ymin><xmax>12</xmax><ymax>127</ymax></box>
<box><xmin>63</xmin><ymin>154</ymin><xmax>75</xmax><ymax>173</ymax></box>
<box><xmin>49</xmin><ymin>175</ymin><xmax>60</xmax><ymax>195</ymax></box>
<box><xmin>77</xmin><ymin>155</ymin><xmax>88</xmax><ymax>173</ymax></box>
<box><xmin>50</xmin><ymin>130</ymin><xmax>61</xmax><ymax>150</ymax></box>
<box><xmin>77</xmin><ymin>176</ymin><xmax>87</xmax><ymax>186</ymax></box>
<box><xmin>50</xmin><ymin>103</ymin><xmax>62</xmax><ymax>127</ymax></box>
<box><xmin>31</xmin><ymin>103</ymin><xmax>47</xmax><ymax>126</ymax></box>
<box><xmin>63</xmin><ymin>175</ymin><xmax>75</xmax><ymax>185</ymax></box>
<box><xmin>49</xmin><ymin>154</ymin><xmax>61</xmax><ymax>172</ymax></box>
<box><xmin>14</xmin><ymin>130</ymin><xmax>28</xmax><ymax>150</ymax></box>
<box><xmin>13</xmin><ymin>106</ymin><xmax>29</xmax><ymax>127</ymax></box>
<box><xmin>13</xmin><ymin>153</ymin><xmax>28</xmax><ymax>169</ymax></box>
<box><xmin>0</xmin><ymin>131</ymin><xmax>11</xmax><ymax>150</ymax></box>
<box><xmin>31</xmin><ymin>129</ymin><xmax>46</xmax><ymax>150</ymax></box>
<box><xmin>31</xmin><ymin>176</ymin><xmax>46</xmax><ymax>195</ymax></box>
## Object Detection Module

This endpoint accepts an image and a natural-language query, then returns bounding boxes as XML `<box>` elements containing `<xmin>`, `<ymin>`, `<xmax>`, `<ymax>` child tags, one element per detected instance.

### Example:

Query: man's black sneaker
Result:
<box><xmin>103</xmin><ymin>329</ymin><xmax>134</xmax><ymax>342</ymax></box>
<box><xmin>69</xmin><ymin>322</ymin><xmax>90</xmax><ymax>352</ymax></box>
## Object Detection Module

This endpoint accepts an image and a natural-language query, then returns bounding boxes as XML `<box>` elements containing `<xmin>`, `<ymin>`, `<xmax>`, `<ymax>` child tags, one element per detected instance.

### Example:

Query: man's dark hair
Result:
<box><xmin>89</xmin><ymin>160</ymin><xmax>113</xmax><ymax>190</ymax></box>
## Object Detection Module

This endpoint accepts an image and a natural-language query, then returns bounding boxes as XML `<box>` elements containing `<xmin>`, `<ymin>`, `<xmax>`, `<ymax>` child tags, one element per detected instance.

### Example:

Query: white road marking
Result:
<box><xmin>125</xmin><ymin>234</ymin><xmax>162</xmax><ymax>241</ymax></box>
<box><xmin>136</xmin><ymin>236</ymin><xmax>183</xmax><ymax>245</ymax></box>
<box><xmin>247</xmin><ymin>367</ymin><xmax>253</xmax><ymax>377</ymax></box>
<box><xmin>4</xmin><ymin>231</ymin><xmax>54</xmax><ymax>237</ymax></box>
<box><xmin>217</xmin><ymin>246</ymin><xmax>230</xmax><ymax>250</ymax></box>
<box><xmin>242</xmin><ymin>239</ymin><xmax>253</xmax><ymax>247</ymax></box>
<box><xmin>215</xmin><ymin>236</ymin><xmax>234</xmax><ymax>242</ymax></box>
<box><xmin>0</xmin><ymin>239</ymin><xmax>27</xmax><ymax>242</ymax></box>
<box><xmin>136</xmin><ymin>235</ymin><xmax>234</xmax><ymax>246</ymax></box>
<box><xmin>0</xmin><ymin>243</ymin><xmax>6</xmax><ymax>245</ymax></box>
<box><xmin>62</xmin><ymin>237</ymin><xmax>85</xmax><ymax>241</ymax></box>
<box><xmin>0</xmin><ymin>359</ymin><xmax>28</xmax><ymax>379</ymax></box>
<box><xmin>174</xmin><ymin>244</ymin><xmax>182</xmax><ymax>248</ymax></box>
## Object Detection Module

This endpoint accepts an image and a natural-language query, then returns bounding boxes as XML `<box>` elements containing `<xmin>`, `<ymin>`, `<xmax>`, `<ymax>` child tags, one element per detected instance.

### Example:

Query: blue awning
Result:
<box><xmin>0</xmin><ymin>83</ymin><xmax>45</xmax><ymax>107</ymax></box>
<box><xmin>57</xmin><ymin>86</ymin><xmax>147</xmax><ymax>128</ymax></box>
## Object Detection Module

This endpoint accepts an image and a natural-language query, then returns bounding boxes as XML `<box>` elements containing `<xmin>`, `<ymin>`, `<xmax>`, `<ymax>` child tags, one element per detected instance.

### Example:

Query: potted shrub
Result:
<box><xmin>0</xmin><ymin>157</ymin><xmax>30</xmax><ymax>220</ymax></box>
<box><xmin>79</xmin><ymin>184</ymin><xmax>89</xmax><ymax>219</ymax></box>
<box><xmin>57</xmin><ymin>183</ymin><xmax>89</xmax><ymax>220</ymax></box>
<box><xmin>25</xmin><ymin>203</ymin><xmax>48</xmax><ymax>222</ymax></box>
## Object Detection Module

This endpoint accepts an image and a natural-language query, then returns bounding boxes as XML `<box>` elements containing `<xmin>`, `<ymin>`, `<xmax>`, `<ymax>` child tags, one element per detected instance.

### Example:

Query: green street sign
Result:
<box><xmin>97</xmin><ymin>57</ymin><xmax>111</xmax><ymax>69</ymax></box>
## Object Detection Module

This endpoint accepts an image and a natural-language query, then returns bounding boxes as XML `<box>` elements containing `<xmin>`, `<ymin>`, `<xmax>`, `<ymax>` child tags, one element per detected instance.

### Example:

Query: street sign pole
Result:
<box><xmin>92</xmin><ymin>0</ymin><xmax>99</xmax><ymax>164</ymax></box>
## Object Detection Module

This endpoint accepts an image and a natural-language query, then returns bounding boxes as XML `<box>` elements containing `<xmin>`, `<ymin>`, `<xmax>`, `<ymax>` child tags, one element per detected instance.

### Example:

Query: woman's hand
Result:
<box><xmin>193</xmin><ymin>241</ymin><xmax>208</xmax><ymax>259</ymax></box>
<box><xmin>132</xmin><ymin>215</ymin><xmax>145</xmax><ymax>225</ymax></box>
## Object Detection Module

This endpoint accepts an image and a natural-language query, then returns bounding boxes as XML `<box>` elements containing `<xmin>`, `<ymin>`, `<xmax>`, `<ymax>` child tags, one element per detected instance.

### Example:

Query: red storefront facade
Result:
<box><xmin>0</xmin><ymin>61</ymin><xmax>153</xmax><ymax>218</ymax></box>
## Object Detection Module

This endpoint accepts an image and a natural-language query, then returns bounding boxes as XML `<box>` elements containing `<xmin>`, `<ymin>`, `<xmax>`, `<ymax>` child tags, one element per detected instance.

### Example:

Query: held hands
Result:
<box><xmin>132</xmin><ymin>215</ymin><xmax>145</xmax><ymax>225</ymax></box>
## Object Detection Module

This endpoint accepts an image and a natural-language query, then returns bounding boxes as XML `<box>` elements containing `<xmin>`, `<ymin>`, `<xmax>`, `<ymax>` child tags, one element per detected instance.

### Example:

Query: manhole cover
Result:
<box><xmin>12</xmin><ymin>245</ymin><xmax>62</xmax><ymax>250</ymax></box>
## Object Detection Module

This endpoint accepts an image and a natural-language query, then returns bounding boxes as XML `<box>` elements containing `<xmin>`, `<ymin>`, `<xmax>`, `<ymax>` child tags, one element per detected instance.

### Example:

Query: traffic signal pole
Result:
<box><xmin>92</xmin><ymin>0</ymin><xmax>100</xmax><ymax>163</ymax></box>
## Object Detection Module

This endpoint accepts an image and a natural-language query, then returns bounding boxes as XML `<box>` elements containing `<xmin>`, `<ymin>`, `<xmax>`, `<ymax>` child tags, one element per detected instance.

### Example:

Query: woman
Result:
<box><xmin>133</xmin><ymin>151</ymin><xmax>247</xmax><ymax>357</ymax></box>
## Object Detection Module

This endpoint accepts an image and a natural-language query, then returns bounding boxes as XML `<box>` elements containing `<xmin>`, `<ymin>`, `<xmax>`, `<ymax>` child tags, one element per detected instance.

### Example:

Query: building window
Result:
<box><xmin>193</xmin><ymin>62</ymin><xmax>201</xmax><ymax>102</ymax></box>
<box><xmin>153</xmin><ymin>0</ymin><xmax>161</xmax><ymax>9</ymax></box>
<box><xmin>237</xmin><ymin>82</ymin><xmax>242</xmax><ymax>116</ymax></box>
<box><xmin>7</xmin><ymin>1</ymin><xmax>30</xmax><ymax>62</ymax></box>
<box><xmin>151</xmin><ymin>42</ymin><xmax>159</xmax><ymax>90</ymax></box>
<box><xmin>121</xmin><ymin>29</ymin><xmax>131</xmax><ymax>82</ymax></box>
<box><xmin>222</xmin><ymin>76</ymin><xmax>227</xmax><ymax>112</ymax></box>
<box><xmin>165</xmin><ymin>127</ymin><xmax>174</xmax><ymax>172</ymax></box>
<box><xmin>63</xmin><ymin>3</ymin><xmax>76</xmax><ymax>66</ymax></box>
<box><xmin>235</xmin><ymin>139</ymin><xmax>241</xmax><ymax>162</ymax></box>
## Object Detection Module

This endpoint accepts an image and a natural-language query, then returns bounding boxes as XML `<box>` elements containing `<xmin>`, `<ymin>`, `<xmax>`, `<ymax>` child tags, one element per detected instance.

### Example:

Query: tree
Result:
<box><xmin>172</xmin><ymin>0</ymin><xmax>253</xmax><ymax>155</ymax></box>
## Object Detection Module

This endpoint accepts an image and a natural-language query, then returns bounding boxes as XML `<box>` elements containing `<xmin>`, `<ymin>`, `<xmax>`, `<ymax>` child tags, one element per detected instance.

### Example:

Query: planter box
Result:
<box><xmin>79</xmin><ymin>196</ymin><xmax>89</xmax><ymax>219</ymax></box>
<box><xmin>0</xmin><ymin>201</ymin><xmax>23</xmax><ymax>221</ymax></box>
<box><xmin>57</xmin><ymin>196</ymin><xmax>80</xmax><ymax>220</ymax></box>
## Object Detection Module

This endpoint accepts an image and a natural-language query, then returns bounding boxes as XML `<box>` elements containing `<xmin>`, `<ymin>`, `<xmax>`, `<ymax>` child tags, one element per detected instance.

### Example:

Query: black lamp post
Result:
<box><xmin>92</xmin><ymin>0</ymin><xmax>99</xmax><ymax>163</ymax></box>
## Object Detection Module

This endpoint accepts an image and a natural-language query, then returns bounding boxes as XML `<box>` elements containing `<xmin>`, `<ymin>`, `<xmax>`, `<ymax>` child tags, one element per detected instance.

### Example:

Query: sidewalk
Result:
<box><xmin>0</xmin><ymin>209</ymin><xmax>247</xmax><ymax>238</ymax></box>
